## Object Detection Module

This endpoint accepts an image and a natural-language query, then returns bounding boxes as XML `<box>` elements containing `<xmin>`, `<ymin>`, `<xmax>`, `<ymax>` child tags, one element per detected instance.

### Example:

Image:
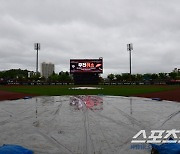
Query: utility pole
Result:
<box><xmin>34</xmin><ymin>43</ymin><xmax>40</xmax><ymax>75</ymax></box>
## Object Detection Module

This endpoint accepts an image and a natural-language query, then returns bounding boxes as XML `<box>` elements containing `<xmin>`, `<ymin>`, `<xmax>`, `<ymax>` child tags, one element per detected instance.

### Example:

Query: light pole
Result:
<box><xmin>127</xmin><ymin>43</ymin><xmax>133</xmax><ymax>83</ymax></box>
<box><xmin>34</xmin><ymin>43</ymin><xmax>40</xmax><ymax>75</ymax></box>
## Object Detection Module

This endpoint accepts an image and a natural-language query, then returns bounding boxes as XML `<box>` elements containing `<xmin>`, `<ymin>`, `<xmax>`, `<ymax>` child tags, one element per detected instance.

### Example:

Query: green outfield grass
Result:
<box><xmin>0</xmin><ymin>85</ymin><xmax>178</xmax><ymax>96</ymax></box>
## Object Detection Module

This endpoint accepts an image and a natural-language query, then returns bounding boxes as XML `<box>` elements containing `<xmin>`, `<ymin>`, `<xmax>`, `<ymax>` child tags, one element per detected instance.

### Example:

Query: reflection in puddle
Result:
<box><xmin>33</xmin><ymin>97</ymin><xmax>39</xmax><ymax>127</ymax></box>
<box><xmin>36</xmin><ymin>98</ymin><xmax>38</xmax><ymax>119</ymax></box>
<box><xmin>130</xmin><ymin>98</ymin><xmax>132</xmax><ymax>115</ymax></box>
<box><xmin>70</xmin><ymin>95</ymin><xmax>103</xmax><ymax>110</ymax></box>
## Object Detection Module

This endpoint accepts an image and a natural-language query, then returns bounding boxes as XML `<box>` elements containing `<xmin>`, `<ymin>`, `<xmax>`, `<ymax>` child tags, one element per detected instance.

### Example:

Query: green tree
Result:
<box><xmin>143</xmin><ymin>73</ymin><xmax>152</xmax><ymax>81</ymax></box>
<box><xmin>131</xmin><ymin>74</ymin><xmax>136</xmax><ymax>82</ymax></box>
<box><xmin>158</xmin><ymin>73</ymin><xmax>167</xmax><ymax>81</ymax></box>
<box><xmin>30</xmin><ymin>73</ymin><xmax>41</xmax><ymax>81</ymax></box>
<box><xmin>151</xmin><ymin>73</ymin><xmax>158</xmax><ymax>83</ymax></box>
<box><xmin>136</xmin><ymin>74</ymin><xmax>143</xmax><ymax>82</ymax></box>
<box><xmin>0</xmin><ymin>69</ymin><xmax>29</xmax><ymax>81</ymax></box>
<box><xmin>58</xmin><ymin>71</ymin><xmax>73</xmax><ymax>83</ymax></box>
<box><xmin>121</xmin><ymin>73</ymin><xmax>129</xmax><ymax>81</ymax></box>
<box><xmin>48</xmin><ymin>73</ymin><xmax>59</xmax><ymax>82</ymax></box>
<box><xmin>169</xmin><ymin>72</ymin><xmax>177</xmax><ymax>80</ymax></box>
<box><xmin>107</xmin><ymin>74</ymin><xmax>115</xmax><ymax>82</ymax></box>
<box><xmin>115</xmin><ymin>74</ymin><xmax>122</xmax><ymax>82</ymax></box>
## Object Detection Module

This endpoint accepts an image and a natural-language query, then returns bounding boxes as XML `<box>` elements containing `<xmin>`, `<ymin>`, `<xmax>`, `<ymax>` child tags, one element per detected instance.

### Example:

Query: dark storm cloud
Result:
<box><xmin>0</xmin><ymin>0</ymin><xmax>180</xmax><ymax>76</ymax></box>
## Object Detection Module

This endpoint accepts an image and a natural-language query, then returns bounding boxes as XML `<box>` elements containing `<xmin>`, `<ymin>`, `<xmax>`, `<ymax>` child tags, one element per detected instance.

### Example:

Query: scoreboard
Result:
<box><xmin>70</xmin><ymin>58</ymin><xmax>103</xmax><ymax>73</ymax></box>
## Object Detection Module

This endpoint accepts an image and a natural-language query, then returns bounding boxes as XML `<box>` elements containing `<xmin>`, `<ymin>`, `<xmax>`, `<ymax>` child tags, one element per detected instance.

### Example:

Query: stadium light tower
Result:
<box><xmin>34</xmin><ymin>43</ymin><xmax>40</xmax><ymax>75</ymax></box>
<box><xmin>127</xmin><ymin>43</ymin><xmax>133</xmax><ymax>82</ymax></box>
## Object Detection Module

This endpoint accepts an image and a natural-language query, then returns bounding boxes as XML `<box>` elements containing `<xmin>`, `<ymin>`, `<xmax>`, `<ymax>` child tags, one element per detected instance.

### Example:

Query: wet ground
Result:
<box><xmin>0</xmin><ymin>96</ymin><xmax>180</xmax><ymax>154</ymax></box>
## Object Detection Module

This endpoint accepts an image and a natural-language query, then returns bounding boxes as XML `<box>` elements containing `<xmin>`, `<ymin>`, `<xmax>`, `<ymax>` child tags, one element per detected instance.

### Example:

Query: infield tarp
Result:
<box><xmin>0</xmin><ymin>96</ymin><xmax>180</xmax><ymax>154</ymax></box>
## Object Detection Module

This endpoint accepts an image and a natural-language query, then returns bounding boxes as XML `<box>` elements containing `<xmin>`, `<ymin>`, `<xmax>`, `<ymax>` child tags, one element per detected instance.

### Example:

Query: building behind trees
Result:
<box><xmin>41</xmin><ymin>62</ymin><xmax>55</xmax><ymax>78</ymax></box>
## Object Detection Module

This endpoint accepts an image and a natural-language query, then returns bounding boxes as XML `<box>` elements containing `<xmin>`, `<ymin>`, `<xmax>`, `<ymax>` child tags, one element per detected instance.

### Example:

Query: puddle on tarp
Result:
<box><xmin>0</xmin><ymin>96</ymin><xmax>180</xmax><ymax>154</ymax></box>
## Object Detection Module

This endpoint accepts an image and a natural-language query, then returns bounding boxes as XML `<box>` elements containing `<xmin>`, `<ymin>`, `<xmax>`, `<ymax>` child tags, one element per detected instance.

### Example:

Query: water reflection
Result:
<box><xmin>35</xmin><ymin>98</ymin><xmax>38</xmax><ymax>119</ymax></box>
<box><xmin>33</xmin><ymin>97</ymin><xmax>39</xmax><ymax>127</ymax></box>
<box><xmin>130</xmin><ymin>98</ymin><xmax>132</xmax><ymax>115</ymax></box>
<box><xmin>70</xmin><ymin>95</ymin><xmax>103</xmax><ymax>110</ymax></box>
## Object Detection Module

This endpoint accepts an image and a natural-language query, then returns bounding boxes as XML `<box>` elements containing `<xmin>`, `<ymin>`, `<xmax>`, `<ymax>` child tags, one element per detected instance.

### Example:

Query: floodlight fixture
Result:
<box><xmin>127</xmin><ymin>43</ymin><xmax>133</xmax><ymax>51</ymax></box>
<box><xmin>34</xmin><ymin>43</ymin><xmax>40</xmax><ymax>50</ymax></box>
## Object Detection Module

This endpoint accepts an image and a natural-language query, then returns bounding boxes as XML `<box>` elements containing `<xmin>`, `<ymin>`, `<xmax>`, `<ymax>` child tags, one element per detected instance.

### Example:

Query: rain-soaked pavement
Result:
<box><xmin>0</xmin><ymin>96</ymin><xmax>180</xmax><ymax>154</ymax></box>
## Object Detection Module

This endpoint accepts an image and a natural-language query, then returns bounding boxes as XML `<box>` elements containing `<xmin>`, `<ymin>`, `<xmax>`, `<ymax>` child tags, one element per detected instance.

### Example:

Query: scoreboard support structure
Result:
<box><xmin>70</xmin><ymin>58</ymin><xmax>103</xmax><ymax>85</ymax></box>
<box><xmin>73</xmin><ymin>73</ymin><xmax>99</xmax><ymax>85</ymax></box>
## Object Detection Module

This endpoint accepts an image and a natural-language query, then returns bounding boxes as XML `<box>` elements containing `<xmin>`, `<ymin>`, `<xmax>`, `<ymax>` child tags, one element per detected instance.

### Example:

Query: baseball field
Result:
<box><xmin>0</xmin><ymin>85</ymin><xmax>179</xmax><ymax>102</ymax></box>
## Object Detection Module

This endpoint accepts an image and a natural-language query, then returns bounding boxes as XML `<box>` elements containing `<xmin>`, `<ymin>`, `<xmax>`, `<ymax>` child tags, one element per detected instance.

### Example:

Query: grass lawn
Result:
<box><xmin>0</xmin><ymin>85</ymin><xmax>178</xmax><ymax>96</ymax></box>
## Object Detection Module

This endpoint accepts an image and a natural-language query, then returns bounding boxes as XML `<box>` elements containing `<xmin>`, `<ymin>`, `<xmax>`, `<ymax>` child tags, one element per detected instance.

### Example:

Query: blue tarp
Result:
<box><xmin>151</xmin><ymin>143</ymin><xmax>180</xmax><ymax>154</ymax></box>
<box><xmin>23</xmin><ymin>96</ymin><xmax>32</xmax><ymax>99</ymax></box>
<box><xmin>0</xmin><ymin>144</ymin><xmax>33</xmax><ymax>154</ymax></box>
<box><xmin>151</xmin><ymin>98</ymin><xmax>162</xmax><ymax>101</ymax></box>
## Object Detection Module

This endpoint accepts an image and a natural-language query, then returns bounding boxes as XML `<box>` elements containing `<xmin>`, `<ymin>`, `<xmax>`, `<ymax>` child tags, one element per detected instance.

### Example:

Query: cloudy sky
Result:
<box><xmin>0</xmin><ymin>0</ymin><xmax>179</xmax><ymax>76</ymax></box>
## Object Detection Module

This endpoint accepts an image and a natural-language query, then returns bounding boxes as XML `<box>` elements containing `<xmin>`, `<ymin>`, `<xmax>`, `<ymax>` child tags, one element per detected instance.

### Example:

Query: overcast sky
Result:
<box><xmin>0</xmin><ymin>0</ymin><xmax>179</xmax><ymax>76</ymax></box>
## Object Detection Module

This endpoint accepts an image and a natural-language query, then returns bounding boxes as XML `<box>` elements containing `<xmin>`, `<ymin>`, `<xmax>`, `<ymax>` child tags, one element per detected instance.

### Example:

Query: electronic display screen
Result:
<box><xmin>70</xmin><ymin>58</ymin><xmax>103</xmax><ymax>73</ymax></box>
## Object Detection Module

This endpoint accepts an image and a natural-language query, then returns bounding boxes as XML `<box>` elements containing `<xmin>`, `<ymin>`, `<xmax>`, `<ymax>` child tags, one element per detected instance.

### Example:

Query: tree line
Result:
<box><xmin>106</xmin><ymin>72</ymin><xmax>180</xmax><ymax>84</ymax></box>
<box><xmin>0</xmin><ymin>69</ymin><xmax>73</xmax><ymax>84</ymax></box>
<box><xmin>0</xmin><ymin>69</ymin><xmax>179</xmax><ymax>85</ymax></box>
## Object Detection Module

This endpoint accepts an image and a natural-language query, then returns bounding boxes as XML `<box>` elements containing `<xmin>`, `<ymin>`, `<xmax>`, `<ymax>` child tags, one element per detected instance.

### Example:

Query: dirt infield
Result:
<box><xmin>0</xmin><ymin>90</ymin><xmax>37</xmax><ymax>101</ymax></box>
<box><xmin>134</xmin><ymin>88</ymin><xmax>180</xmax><ymax>102</ymax></box>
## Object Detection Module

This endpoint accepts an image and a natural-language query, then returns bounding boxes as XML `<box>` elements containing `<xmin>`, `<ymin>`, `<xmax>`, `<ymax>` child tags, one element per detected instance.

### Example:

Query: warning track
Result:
<box><xmin>0</xmin><ymin>90</ymin><xmax>37</xmax><ymax>101</ymax></box>
<box><xmin>133</xmin><ymin>87</ymin><xmax>180</xmax><ymax>102</ymax></box>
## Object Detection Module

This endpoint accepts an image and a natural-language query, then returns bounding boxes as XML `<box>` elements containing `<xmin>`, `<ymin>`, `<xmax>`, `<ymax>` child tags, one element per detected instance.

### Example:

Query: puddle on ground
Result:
<box><xmin>0</xmin><ymin>96</ymin><xmax>180</xmax><ymax>154</ymax></box>
<box><xmin>70</xmin><ymin>95</ymin><xmax>103</xmax><ymax>110</ymax></box>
